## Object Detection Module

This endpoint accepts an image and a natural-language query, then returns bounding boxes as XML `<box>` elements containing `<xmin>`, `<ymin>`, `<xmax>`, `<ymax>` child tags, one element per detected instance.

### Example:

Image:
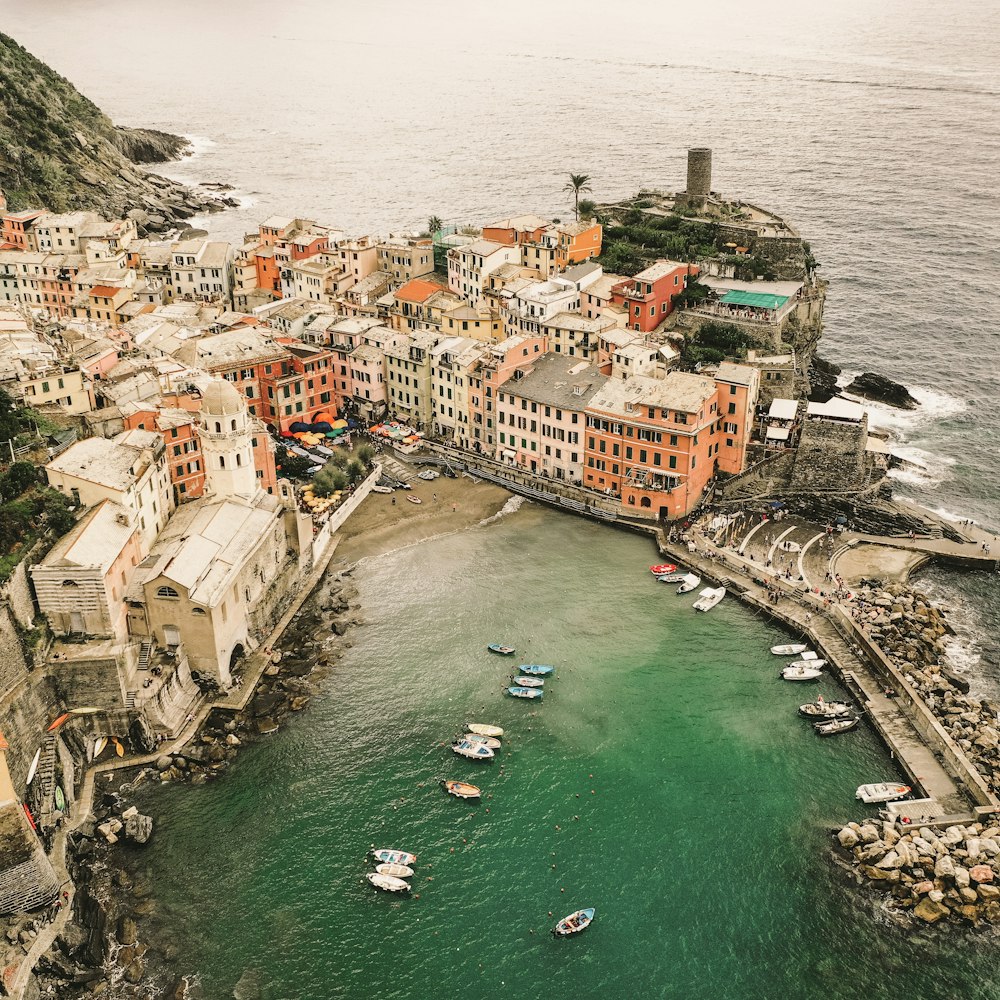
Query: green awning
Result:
<box><xmin>719</xmin><ymin>290</ymin><xmax>789</xmax><ymax>310</ymax></box>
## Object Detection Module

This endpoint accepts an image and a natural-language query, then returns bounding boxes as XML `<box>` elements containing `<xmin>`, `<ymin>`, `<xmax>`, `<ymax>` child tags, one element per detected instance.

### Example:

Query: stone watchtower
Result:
<box><xmin>680</xmin><ymin>148</ymin><xmax>712</xmax><ymax>210</ymax></box>
<box><xmin>198</xmin><ymin>378</ymin><xmax>258</xmax><ymax>500</ymax></box>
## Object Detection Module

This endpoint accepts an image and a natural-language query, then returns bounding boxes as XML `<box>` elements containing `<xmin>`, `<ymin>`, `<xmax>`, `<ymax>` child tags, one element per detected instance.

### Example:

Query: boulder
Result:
<box><xmin>155</xmin><ymin>755</ymin><xmax>172</xmax><ymax>771</ymax></box>
<box><xmin>117</xmin><ymin>916</ymin><xmax>137</xmax><ymax>947</ymax></box>
<box><xmin>859</xmin><ymin>824</ymin><xmax>880</xmax><ymax>844</ymax></box>
<box><xmin>978</xmin><ymin>884</ymin><xmax>1000</xmax><ymax>902</ymax></box>
<box><xmin>875</xmin><ymin>851</ymin><xmax>901</xmax><ymax>870</ymax></box>
<box><xmin>124</xmin><ymin>813</ymin><xmax>153</xmax><ymax>845</ymax></box>
<box><xmin>838</xmin><ymin>827</ymin><xmax>860</xmax><ymax>849</ymax></box>
<box><xmin>959</xmin><ymin>903</ymin><xmax>980</xmax><ymax>924</ymax></box>
<box><xmin>121</xmin><ymin>806</ymin><xmax>138</xmax><ymax>821</ymax></box>
<box><xmin>934</xmin><ymin>855</ymin><xmax>955</xmax><ymax>879</ymax></box>
<box><xmin>912</xmin><ymin>880</ymin><xmax>934</xmax><ymax>896</ymax></box>
<box><xmin>913</xmin><ymin>897</ymin><xmax>949</xmax><ymax>924</ymax></box>
<box><xmin>970</xmin><ymin>864</ymin><xmax>994</xmax><ymax>884</ymax></box>
<box><xmin>954</xmin><ymin>866</ymin><xmax>971</xmax><ymax>889</ymax></box>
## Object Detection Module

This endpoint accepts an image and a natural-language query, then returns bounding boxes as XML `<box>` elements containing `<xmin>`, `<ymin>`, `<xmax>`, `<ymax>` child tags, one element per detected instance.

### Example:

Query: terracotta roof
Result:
<box><xmin>90</xmin><ymin>284</ymin><xmax>124</xmax><ymax>298</ymax></box>
<box><xmin>396</xmin><ymin>278</ymin><xmax>446</xmax><ymax>303</ymax></box>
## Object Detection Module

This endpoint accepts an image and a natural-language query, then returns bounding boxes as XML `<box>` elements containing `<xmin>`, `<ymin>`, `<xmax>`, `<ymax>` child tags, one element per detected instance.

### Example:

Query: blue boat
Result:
<box><xmin>488</xmin><ymin>643</ymin><xmax>515</xmax><ymax>656</ymax></box>
<box><xmin>507</xmin><ymin>685</ymin><xmax>542</xmax><ymax>700</ymax></box>
<box><xmin>519</xmin><ymin>664</ymin><xmax>554</xmax><ymax>676</ymax></box>
<box><xmin>553</xmin><ymin>907</ymin><xmax>595</xmax><ymax>937</ymax></box>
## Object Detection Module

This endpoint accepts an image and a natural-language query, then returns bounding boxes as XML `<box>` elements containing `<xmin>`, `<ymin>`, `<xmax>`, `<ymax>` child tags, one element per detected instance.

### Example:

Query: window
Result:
<box><xmin>61</xmin><ymin>579</ymin><xmax>79</xmax><ymax>588</ymax></box>
<box><xmin>669</xmin><ymin>456</ymin><xmax>677</xmax><ymax>470</ymax></box>
<box><xmin>192</xmin><ymin>607</ymin><xmax>206</xmax><ymax>615</ymax></box>
<box><xmin>156</xmin><ymin>586</ymin><xmax>179</xmax><ymax>599</ymax></box>
<box><xmin>730</xmin><ymin>385</ymin><xmax>737</xmax><ymax>395</ymax></box>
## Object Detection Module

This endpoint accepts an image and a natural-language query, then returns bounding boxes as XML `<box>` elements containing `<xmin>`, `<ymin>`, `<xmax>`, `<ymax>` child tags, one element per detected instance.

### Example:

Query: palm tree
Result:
<box><xmin>563</xmin><ymin>173</ymin><xmax>592</xmax><ymax>222</ymax></box>
<box><xmin>427</xmin><ymin>215</ymin><xmax>443</xmax><ymax>237</ymax></box>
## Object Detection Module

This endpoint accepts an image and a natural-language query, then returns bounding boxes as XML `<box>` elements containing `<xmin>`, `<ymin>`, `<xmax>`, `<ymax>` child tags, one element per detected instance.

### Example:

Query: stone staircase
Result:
<box><xmin>137</xmin><ymin>640</ymin><xmax>153</xmax><ymax>672</ymax></box>
<box><xmin>34</xmin><ymin>737</ymin><xmax>57</xmax><ymax>822</ymax></box>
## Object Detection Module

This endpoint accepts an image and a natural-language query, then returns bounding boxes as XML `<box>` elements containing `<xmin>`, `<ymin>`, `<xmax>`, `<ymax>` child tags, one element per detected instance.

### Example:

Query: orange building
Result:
<box><xmin>1</xmin><ymin>210</ymin><xmax>45</xmax><ymax>250</ymax></box>
<box><xmin>713</xmin><ymin>362</ymin><xmax>760</xmax><ymax>476</ymax></box>
<box><xmin>124</xmin><ymin>403</ymin><xmax>206</xmax><ymax>502</ymax></box>
<box><xmin>610</xmin><ymin>260</ymin><xmax>698</xmax><ymax>333</ymax></box>
<box><xmin>554</xmin><ymin>221</ymin><xmax>603</xmax><ymax>267</ymax></box>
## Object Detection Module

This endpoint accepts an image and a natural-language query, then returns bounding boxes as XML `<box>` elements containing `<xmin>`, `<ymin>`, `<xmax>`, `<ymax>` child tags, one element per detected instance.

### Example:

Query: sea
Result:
<box><xmin>2</xmin><ymin>0</ymin><xmax>999</xmax><ymax>994</ymax></box>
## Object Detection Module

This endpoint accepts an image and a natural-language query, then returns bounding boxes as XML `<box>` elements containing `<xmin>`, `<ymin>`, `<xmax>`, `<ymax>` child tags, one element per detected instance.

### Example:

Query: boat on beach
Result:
<box><xmin>93</xmin><ymin>736</ymin><xmax>108</xmax><ymax>759</ymax></box>
<box><xmin>375</xmin><ymin>862</ymin><xmax>414</xmax><ymax>878</ymax></box>
<box><xmin>771</xmin><ymin>644</ymin><xmax>808</xmax><ymax>656</ymax></box>
<box><xmin>507</xmin><ymin>685</ymin><xmax>542</xmax><ymax>700</ymax></box>
<box><xmin>25</xmin><ymin>748</ymin><xmax>40</xmax><ymax>785</ymax></box>
<box><xmin>508</xmin><ymin>675</ymin><xmax>543</xmax><ymax>688</ymax></box>
<box><xmin>406</xmin><ymin>495</ymin><xmax>422</xmax><ymax>504</ymax></box>
<box><xmin>650</xmin><ymin>564</ymin><xmax>677</xmax><ymax>575</ymax></box>
<box><xmin>371</xmin><ymin>485</ymin><xmax>393</xmax><ymax>494</ymax></box>
<box><xmin>856</xmin><ymin>782</ymin><xmax>912</xmax><ymax>804</ymax></box>
<box><xmin>693</xmin><ymin>587</ymin><xmax>726</xmax><ymax>612</ymax></box>
<box><xmin>799</xmin><ymin>699</ymin><xmax>852</xmax><ymax>719</ymax></box>
<box><xmin>466</xmin><ymin>724</ymin><xmax>504</xmax><ymax>738</ymax></box>
<box><xmin>371</xmin><ymin>849</ymin><xmax>417</xmax><ymax>866</ymax></box>
<box><xmin>782</xmin><ymin>664</ymin><xmax>823</xmax><ymax>681</ymax></box>
<box><xmin>452</xmin><ymin>739</ymin><xmax>494</xmax><ymax>760</ymax></box>
<box><xmin>552</xmin><ymin>907</ymin><xmax>595</xmax><ymax>936</ymax></box>
<box><xmin>366</xmin><ymin>873</ymin><xmax>411</xmax><ymax>893</ymax></box>
<box><xmin>815</xmin><ymin>716</ymin><xmax>859</xmax><ymax>736</ymax></box>
<box><xmin>488</xmin><ymin>643</ymin><xmax>515</xmax><ymax>656</ymax></box>
<box><xmin>461</xmin><ymin>732</ymin><xmax>501</xmax><ymax>748</ymax></box>
<box><xmin>442</xmin><ymin>780</ymin><xmax>481</xmax><ymax>800</ymax></box>
<box><xmin>519</xmin><ymin>664</ymin><xmax>554</xmax><ymax>676</ymax></box>
<box><xmin>677</xmin><ymin>573</ymin><xmax>701</xmax><ymax>594</ymax></box>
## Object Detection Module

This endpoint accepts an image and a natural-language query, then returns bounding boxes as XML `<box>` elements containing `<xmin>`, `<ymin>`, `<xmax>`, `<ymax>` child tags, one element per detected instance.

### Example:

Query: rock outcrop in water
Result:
<box><xmin>0</xmin><ymin>32</ymin><xmax>234</xmax><ymax>231</ymax></box>
<box><xmin>844</xmin><ymin>372</ymin><xmax>919</xmax><ymax>410</ymax></box>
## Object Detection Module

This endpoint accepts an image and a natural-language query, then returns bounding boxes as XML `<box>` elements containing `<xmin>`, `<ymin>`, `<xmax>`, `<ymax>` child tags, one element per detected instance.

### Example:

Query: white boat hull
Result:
<box><xmin>782</xmin><ymin>666</ymin><xmax>823</xmax><ymax>681</ymax></box>
<box><xmin>466</xmin><ymin>724</ymin><xmax>504</xmax><ymax>738</ymax></box>
<box><xmin>857</xmin><ymin>782</ymin><xmax>911</xmax><ymax>804</ymax></box>
<box><xmin>367</xmin><ymin>873</ymin><xmax>410</xmax><ymax>893</ymax></box>
<box><xmin>693</xmin><ymin>587</ymin><xmax>726</xmax><ymax>612</ymax></box>
<box><xmin>771</xmin><ymin>644</ymin><xmax>808</xmax><ymax>656</ymax></box>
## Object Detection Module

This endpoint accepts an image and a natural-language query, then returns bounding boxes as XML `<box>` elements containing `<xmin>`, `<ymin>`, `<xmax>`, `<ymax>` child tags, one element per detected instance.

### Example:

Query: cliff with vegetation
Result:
<box><xmin>0</xmin><ymin>32</ymin><xmax>233</xmax><ymax>231</ymax></box>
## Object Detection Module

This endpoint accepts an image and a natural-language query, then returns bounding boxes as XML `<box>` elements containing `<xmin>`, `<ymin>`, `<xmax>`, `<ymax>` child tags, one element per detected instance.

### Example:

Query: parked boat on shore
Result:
<box><xmin>452</xmin><ymin>739</ymin><xmax>494</xmax><ymax>760</ymax></box>
<box><xmin>508</xmin><ymin>675</ymin><xmax>543</xmax><ymax>688</ymax></box>
<box><xmin>856</xmin><ymin>782</ymin><xmax>911</xmax><ymax>804</ymax></box>
<box><xmin>552</xmin><ymin>907</ymin><xmax>595</xmax><ymax>936</ymax></box>
<box><xmin>366</xmin><ymin>873</ymin><xmax>411</xmax><ymax>893</ymax></box>
<box><xmin>693</xmin><ymin>587</ymin><xmax>726</xmax><ymax>612</ymax></box>
<box><xmin>371</xmin><ymin>849</ymin><xmax>416</xmax><ymax>866</ymax></box>
<box><xmin>507</xmin><ymin>685</ymin><xmax>542</xmax><ymax>700</ymax></box>
<box><xmin>677</xmin><ymin>573</ymin><xmax>701</xmax><ymax>594</ymax></box>
<box><xmin>488</xmin><ymin>643</ymin><xmax>515</xmax><ymax>656</ymax></box>
<box><xmin>466</xmin><ymin>724</ymin><xmax>504</xmax><ymax>738</ymax></box>
<box><xmin>782</xmin><ymin>664</ymin><xmax>823</xmax><ymax>681</ymax></box>
<box><xmin>771</xmin><ymin>643</ymin><xmax>808</xmax><ymax>656</ymax></box>
<box><xmin>519</xmin><ymin>664</ymin><xmax>554</xmax><ymax>676</ymax></box>
<box><xmin>406</xmin><ymin>495</ymin><xmax>422</xmax><ymax>505</ymax></box>
<box><xmin>442</xmin><ymin>780</ymin><xmax>481</xmax><ymax>800</ymax></box>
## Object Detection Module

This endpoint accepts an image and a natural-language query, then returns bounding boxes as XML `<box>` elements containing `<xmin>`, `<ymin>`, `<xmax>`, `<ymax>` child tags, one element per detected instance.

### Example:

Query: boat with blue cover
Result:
<box><xmin>519</xmin><ymin>664</ymin><xmax>554</xmax><ymax>676</ymax></box>
<box><xmin>452</xmin><ymin>739</ymin><xmax>495</xmax><ymax>760</ymax></box>
<box><xmin>461</xmin><ymin>732</ymin><xmax>501</xmax><ymax>749</ymax></box>
<box><xmin>507</xmin><ymin>685</ymin><xmax>542</xmax><ymax>700</ymax></box>
<box><xmin>488</xmin><ymin>643</ymin><xmax>515</xmax><ymax>656</ymax></box>
<box><xmin>371</xmin><ymin>848</ymin><xmax>416</xmax><ymax>865</ymax></box>
<box><xmin>553</xmin><ymin>907</ymin><xmax>595</xmax><ymax>936</ymax></box>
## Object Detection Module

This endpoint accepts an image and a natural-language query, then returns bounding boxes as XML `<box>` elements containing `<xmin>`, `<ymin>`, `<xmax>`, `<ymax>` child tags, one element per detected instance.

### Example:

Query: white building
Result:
<box><xmin>447</xmin><ymin>240</ymin><xmax>520</xmax><ymax>306</ymax></box>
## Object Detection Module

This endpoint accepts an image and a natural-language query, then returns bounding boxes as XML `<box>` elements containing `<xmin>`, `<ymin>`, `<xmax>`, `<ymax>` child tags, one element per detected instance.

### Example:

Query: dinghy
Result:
<box><xmin>25</xmin><ymin>749</ymin><xmax>41</xmax><ymax>786</ymax></box>
<box><xmin>789</xmin><ymin>658</ymin><xmax>826</xmax><ymax>670</ymax></box>
<box><xmin>799</xmin><ymin>651</ymin><xmax>820</xmax><ymax>661</ymax></box>
<box><xmin>799</xmin><ymin>700</ymin><xmax>852</xmax><ymax>719</ymax></box>
<box><xmin>815</xmin><ymin>716</ymin><xmax>859</xmax><ymax>736</ymax></box>
<box><xmin>371</xmin><ymin>849</ymin><xmax>417</xmax><ymax>866</ymax></box>
<box><xmin>466</xmin><ymin>724</ymin><xmax>504</xmax><ymax>738</ymax></box>
<box><xmin>93</xmin><ymin>736</ymin><xmax>108</xmax><ymax>759</ymax></box>
<box><xmin>406</xmin><ymin>495</ymin><xmax>422</xmax><ymax>505</ymax></box>
<box><xmin>856</xmin><ymin>782</ymin><xmax>911</xmax><ymax>804</ymax></box>
<box><xmin>649</xmin><ymin>564</ymin><xmax>677</xmax><ymax>575</ymax></box>
<box><xmin>508</xmin><ymin>675</ymin><xmax>543</xmax><ymax>688</ymax></box>
<box><xmin>452</xmin><ymin>739</ymin><xmax>494</xmax><ymax>760</ymax></box>
<box><xmin>552</xmin><ymin>907</ymin><xmax>595</xmax><ymax>937</ymax></box>
<box><xmin>46</xmin><ymin>713</ymin><xmax>71</xmax><ymax>733</ymax></box>
<box><xmin>656</xmin><ymin>573</ymin><xmax>686</xmax><ymax>584</ymax></box>
<box><xmin>771</xmin><ymin>644</ymin><xmax>808</xmax><ymax>656</ymax></box>
<box><xmin>54</xmin><ymin>786</ymin><xmax>65</xmax><ymax>811</ymax></box>
<box><xmin>519</xmin><ymin>664</ymin><xmax>554</xmax><ymax>676</ymax></box>
<box><xmin>113</xmin><ymin>739</ymin><xmax>125</xmax><ymax>757</ymax></box>
<box><xmin>507</xmin><ymin>685</ymin><xmax>542</xmax><ymax>700</ymax></box>
<box><xmin>461</xmin><ymin>733</ymin><xmax>501</xmax><ymax>749</ymax></box>
<box><xmin>676</xmin><ymin>573</ymin><xmax>701</xmax><ymax>595</ymax></box>
<box><xmin>488</xmin><ymin>643</ymin><xmax>515</xmax><ymax>656</ymax></box>
<box><xmin>782</xmin><ymin>664</ymin><xmax>823</xmax><ymax>681</ymax></box>
<box><xmin>442</xmin><ymin>780</ymin><xmax>481</xmax><ymax>800</ymax></box>
<box><xmin>366</xmin><ymin>873</ymin><xmax>411</xmax><ymax>893</ymax></box>
<box><xmin>375</xmin><ymin>862</ymin><xmax>414</xmax><ymax>878</ymax></box>
<box><xmin>693</xmin><ymin>587</ymin><xmax>726</xmax><ymax>612</ymax></box>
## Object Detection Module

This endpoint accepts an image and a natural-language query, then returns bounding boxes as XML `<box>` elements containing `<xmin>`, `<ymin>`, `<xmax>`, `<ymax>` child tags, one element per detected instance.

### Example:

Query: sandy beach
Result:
<box><xmin>331</xmin><ymin>472</ymin><xmax>512</xmax><ymax>565</ymax></box>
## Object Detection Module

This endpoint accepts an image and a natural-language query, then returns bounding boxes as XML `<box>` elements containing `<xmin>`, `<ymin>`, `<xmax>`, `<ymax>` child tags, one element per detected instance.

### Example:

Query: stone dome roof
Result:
<box><xmin>200</xmin><ymin>378</ymin><xmax>245</xmax><ymax>416</ymax></box>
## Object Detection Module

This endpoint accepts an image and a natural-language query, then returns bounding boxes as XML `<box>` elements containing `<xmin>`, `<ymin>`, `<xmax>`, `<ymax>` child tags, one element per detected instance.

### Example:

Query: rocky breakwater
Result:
<box><xmin>835</xmin><ymin>818</ymin><xmax>1000</xmax><ymax>927</ymax></box>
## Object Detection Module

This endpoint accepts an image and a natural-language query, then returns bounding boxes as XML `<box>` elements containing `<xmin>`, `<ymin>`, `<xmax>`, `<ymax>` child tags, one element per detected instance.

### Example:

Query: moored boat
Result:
<box><xmin>508</xmin><ymin>675</ymin><xmax>543</xmax><ymax>688</ymax></box>
<box><xmin>519</xmin><ymin>664</ymin><xmax>554</xmax><ymax>676</ymax></box>
<box><xmin>771</xmin><ymin>644</ymin><xmax>808</xmax><ymax>656</ymax></box>
<box><xmin>366</xmin><ymin>873</ymin><xmax>411</xmax><ymax>893</ymax></box>
<box><xmin>782</xmin><ymin>665</ymin><xmax>823</xmax><ymax>681</ymax></box>
<box><xmin>371</xmin><ymin>848</ymin><xmax>417</xmax><ymax>865</ymax></box>
<box><xmin>488</xmin><ymin>643</ymin><xmax>515</xmax><ymax>656</ymax></box>
<box><xmin>93</xmin><ymin>736</ymin><xmax>108</xmax><ymax>759</ymax></box>
<box><xmin>649</xmin><ymin>564</ymin><xmax>677</xmax><ymax>575</ymax></box>
<box><xmin>461</xmin><ymin>732</ymin><xmax>501</xmax><ymax>748</ymax></box>
<box><xmin>443</xmin><ymin>780</ymin><xmax>481</xmax><ymax>800</ymax></box>
<box><xmin>25</xmin><ymin>748</ymin><xmax>41</xmax><ymax>786</ymax></box>
<box><xmin>676</xmin><ymin>573</ymin><xmax>701</xmax><ymax>595</ymax></box>
<box><xmin>788</xmin><ymin>657</ymin><xmax>826</xmax><ymax>670</ymax></box>
<box><xmin>507</xmin><ymin>685</ymin><xmax>542</xmax><ymax>700</ymax></box>
<box><xmin>466</xmin><ymin>724</ymin><xmax>504</xmax><ymax>738</ymax></box>
<box><xmin>856</xmin><ymin>782</ymin><xmax>912</xmax><ymax>804</ymax></box>
<box><xmin>799</xmin><ymin>651</ymin><xmax>820</xmax><ymax>661</ymax></box>
<box><xmin>656</xmin><ymin>573</ymin><xmax>686</xmax><ymax>584</ymax></box>
<box><xmin>815</xmin><ymin>716</ymin><xmax>859</xmax><ymax>736</ymax></box>
<box><xmin>452</xmin><ymin>739</ymin><xmax>495</xmax><ymax>760</ymax></box>
<box><xmin>798</xmin><ymin>699</ymin><xmax>852</xmax><ymax>719</ymax></box>
<box><xmin>552</xmin><ymin>907</ymin><xmax>595</xmax><ymax>936</ymax></box>
<box><xmin>693</xmin><ymin>586</ymin><xmax>726</xmax><ymax>612</ymax></box>
<box><xmin>375</xmin><ymin>862</ymin><xmax>414</xmax><ymax>878</ymax></box>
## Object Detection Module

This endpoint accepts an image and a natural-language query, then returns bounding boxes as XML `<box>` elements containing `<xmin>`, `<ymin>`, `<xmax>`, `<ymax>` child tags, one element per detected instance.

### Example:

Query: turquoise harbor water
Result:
<box><xmin>134</xmin><ymin>508</ymin><xmax>1000</xmax><ymax>999</ymax></box>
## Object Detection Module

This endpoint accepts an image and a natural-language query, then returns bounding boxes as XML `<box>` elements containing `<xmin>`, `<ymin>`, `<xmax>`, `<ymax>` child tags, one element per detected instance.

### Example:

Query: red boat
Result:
<box><xmin>649</xmin><ymin>564</ymin><xmax>677</xmax><ymax>576</ymax></box>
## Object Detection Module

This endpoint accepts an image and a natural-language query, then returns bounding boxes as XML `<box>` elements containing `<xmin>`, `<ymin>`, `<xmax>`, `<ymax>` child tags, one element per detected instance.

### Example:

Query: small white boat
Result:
<box><xmin>461</xmin><ymin>733</ymin><xmax>501</xmax><ymax>749</ymax></box>
<box><xmin>371</xmin><ymin>485</ymin><xmax>393</xmax><ymax>494</ymax></box>
<box><xmin>798</xmin><ymin>700</ymin><xmax>852</xmax><ymax>719</ymax></box>
<box><xmin>552</xmin><ymin>907</ymin><xmax>595</xmax><ymax>936</ymax></box>
<box><xmin>371</xmin><ymin>848</ymin><xmax>417</xmax><ymax>865</ymax></box>
<box><xmin>799</xmin><ymin>651</ymin><xmax>820</xmax><ymax>661</ymax></box>
<box><xmin>452</xmin><ymin>740</ymin><xmax>494</xmax><ymax>760</ymax></box>
<box><xmin>406</xmin><ymin>495</ymin><xmax>422</xmax><ymax>505</ymax></box>
<box><xmin>366</xmin><ymin>873</ymin><xmax>411</xmax><ymax>893</ymax></box>
<box><xmin>656</xmin><ymin>573</ymin><xmax>686</xmax><ymax>584</ymax></box>
<box><xmin>857</xmin><ymin>782</ymin><xmax>912</xmax><ymax>804</ymax></box>
<box><xmin>418</xmin><ymin>469</ymin><xmax>440</xmax><ymax>480</ymax></box>
<box><xmin>771</xmin><ymin>644</ymin><xmax>808</xmax><ymax>656</ymax></box>
<box><xmin>25</xmin><ymin>748</ymin><xmax>41</xmax><ymax>786</ymax></box>
<box><xmin>466</xmin><ymin>724</ymin><xmax>504</xmax><ymax>738</ymax></box>
<box><xmin>815</xmin><ymin>716</ymin><xmax>858</xmax><ymax>737</ymax></box>
<box><xmin>375</xmin><ymin>862</ymin><xmax>414</xmax><ymax>878</ymax></box>
<box><xmin>93</xmin><ymin>735</ymin><xmax>108</xmax><ymax>759</ymax></box>
<box><xmin>509</xmin><ymin>675</ymin><xmax>543</xmax><ymax>688</ymax></box>
<box><xmin>782</xmin><ymin>664</ymin><xmax>823</xmax><ymax>681</ymax></box>
<box><xmin>677</xmin><ymin>573</ymin><xmax>701</xmax><ymax>595</ymax></box>
<box><xmin>443</xmin><ymin>780</ymin><xmax>481</xmax><ymax>800</ymax></box>
<box><xmin>693</xmin><ymin>587</ymin><xmax>726</xmax><ymax>612</ymax></box>
<box><xmin>789</xmin><ymin>658</ymin><xmax>826</xmax><ymax>670</ymax></box>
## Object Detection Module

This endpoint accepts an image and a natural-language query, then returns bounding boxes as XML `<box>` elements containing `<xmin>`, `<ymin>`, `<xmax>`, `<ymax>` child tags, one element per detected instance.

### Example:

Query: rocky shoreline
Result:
<box><xmin>17</xmin><ymin>573</ymin><xmax>361</xmax><ymax>999</ymax></box>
